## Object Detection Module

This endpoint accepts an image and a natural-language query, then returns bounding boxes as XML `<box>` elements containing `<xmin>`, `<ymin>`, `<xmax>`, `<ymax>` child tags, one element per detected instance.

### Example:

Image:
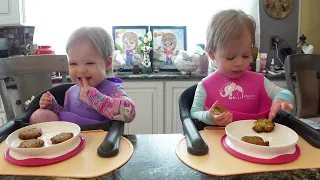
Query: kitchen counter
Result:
<box><xmin>1</xmin><ymin>134</ymin><xmax>319</xmax><ymax>180</ymax></box>
<box><xmin>4</xmin><ymin>72</ymin><xmax>286</xmax><ymax>89</ymax></box>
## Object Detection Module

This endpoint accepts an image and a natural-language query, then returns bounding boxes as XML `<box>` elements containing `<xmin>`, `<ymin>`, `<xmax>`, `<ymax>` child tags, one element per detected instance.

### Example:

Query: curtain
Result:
<box><xmin>25</xmin><ymin>0</ymin><xmax>260</xmax><ymax>55</ymax></box>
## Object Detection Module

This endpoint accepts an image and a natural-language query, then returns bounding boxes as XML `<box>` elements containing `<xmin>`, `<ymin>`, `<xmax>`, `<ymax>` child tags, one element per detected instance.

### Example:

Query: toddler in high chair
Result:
<box><xmin>191</xmin><ymin>10</ymin><xmax>294</xmax><ymax>126</ymax></box>
<box><xmin>30</xmin><ymin>27</ymin><xmax>136</xmax><ymax>125</ymax></box>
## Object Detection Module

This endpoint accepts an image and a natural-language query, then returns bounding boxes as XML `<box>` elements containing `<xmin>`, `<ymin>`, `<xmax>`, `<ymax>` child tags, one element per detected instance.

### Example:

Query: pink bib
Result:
<box><xmin>202</xmin><ymin>71</ymin><xmax>272</xmax><ymax>121</ymax></box>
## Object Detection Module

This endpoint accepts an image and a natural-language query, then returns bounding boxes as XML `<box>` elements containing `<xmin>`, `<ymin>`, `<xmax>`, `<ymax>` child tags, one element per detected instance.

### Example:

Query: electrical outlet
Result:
<box><xmin>270</xmin><ymin>36</ymin><xmax>279</xmax><ymax>50</ymax></box>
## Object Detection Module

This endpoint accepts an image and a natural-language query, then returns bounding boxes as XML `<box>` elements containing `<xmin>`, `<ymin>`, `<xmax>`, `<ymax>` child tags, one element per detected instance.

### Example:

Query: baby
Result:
<box><xmin>191</xmin><ymin>10</ymin><xmax>294</xmax><ymax>126</ymax></box>
<box><xmin>30</xmin><ymin>27</ymin><xmax>136</xmax><ymax>125</ymax></box>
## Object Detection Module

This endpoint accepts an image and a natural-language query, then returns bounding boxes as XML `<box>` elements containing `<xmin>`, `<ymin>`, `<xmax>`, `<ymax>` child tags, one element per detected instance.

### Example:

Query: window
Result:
<box><xmin>25</xmin><ymin>0</ymin><xmax>260</xmax><ymax>54</ymax></box>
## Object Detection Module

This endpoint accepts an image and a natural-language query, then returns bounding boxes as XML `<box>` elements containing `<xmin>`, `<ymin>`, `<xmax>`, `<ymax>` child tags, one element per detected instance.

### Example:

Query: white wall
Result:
<box><xmin>25</xmin><ymin>0</ymin><xmax>259</xmax><ymax>54</ymax></box>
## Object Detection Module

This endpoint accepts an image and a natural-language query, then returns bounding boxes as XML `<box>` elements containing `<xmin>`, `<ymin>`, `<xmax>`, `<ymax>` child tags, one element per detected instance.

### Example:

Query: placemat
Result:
<box><xmin>0</xmin><ymin>131</ymin><xmax>133</xmax><ymax>178</ymax></box>
<box><xmin>176</xmin><ymin>129</ymin><xmax>320</xmax><ymax>176</ymax></box>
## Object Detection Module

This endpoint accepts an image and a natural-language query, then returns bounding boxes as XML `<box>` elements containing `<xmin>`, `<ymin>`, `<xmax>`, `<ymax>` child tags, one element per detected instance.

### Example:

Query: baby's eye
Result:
<box><xmin>226</xmin><ymin>57</ymin><xmax>234</xmax><ymax>60</ymax></box>
<box><xmin>69</xmin><ymin>63</ymin><xmax>77</xmax><ymax>66</ymax></box>
<box><xmin>242</xmin><ymin>56</ymin><xmax>250</xmax><ymax>59</ymax></box>
<box><xmin>169</xmin><ymin>42</ymin><xmax>172</xmax><ymax>45</ymax></box>
<box><xmin>87</xmin><ymin>62</ymin><xmax>95</xmax><ymax>65</ymax></box>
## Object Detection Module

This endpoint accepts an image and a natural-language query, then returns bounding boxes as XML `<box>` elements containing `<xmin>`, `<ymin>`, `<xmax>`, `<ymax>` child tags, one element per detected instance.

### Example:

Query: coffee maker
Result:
<box><xmin>0</xmin><ymin>38</ymin><xmax>9</xmax><ymax>58</ymax></box>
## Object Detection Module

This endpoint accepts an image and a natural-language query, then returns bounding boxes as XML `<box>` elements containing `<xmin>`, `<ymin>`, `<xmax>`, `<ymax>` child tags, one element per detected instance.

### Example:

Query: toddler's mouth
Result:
<box><xmin>232</xmin><ymin>70</ymin><xmax>243</xmax><ymax>75</ymax></box>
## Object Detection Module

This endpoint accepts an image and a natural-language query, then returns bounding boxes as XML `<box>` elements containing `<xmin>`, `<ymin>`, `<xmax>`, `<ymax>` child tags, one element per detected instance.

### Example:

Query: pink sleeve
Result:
<box><xmin>48</xmin><ymin>89</ymin><xmax>68</xmax><ymax>115</ymax></box>
<box><xmin>64</xmin><ymin>90</ymin><xmax>69</xmax><ymax>108</ymax></box>
<box><xmin>84</xmin><ymin>86</ymin><xmax>136</xmax><ymax>123</ymax></box>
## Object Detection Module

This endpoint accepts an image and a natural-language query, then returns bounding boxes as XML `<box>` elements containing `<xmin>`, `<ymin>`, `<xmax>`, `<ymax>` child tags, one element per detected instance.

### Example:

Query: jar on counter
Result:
<box><xmin>35</xmin><ymin>46</ymin><xmax>55</xmax><ymax>55</ymax></box>
<box><xmin>132</xmin><ymin>65</ymin><xmax>140</xmax><ymax>74</ymax></box>
<box><xmin>198</xmin><ymin>55</ymin><xmax>209</xmax><ymax>73</ymax></box>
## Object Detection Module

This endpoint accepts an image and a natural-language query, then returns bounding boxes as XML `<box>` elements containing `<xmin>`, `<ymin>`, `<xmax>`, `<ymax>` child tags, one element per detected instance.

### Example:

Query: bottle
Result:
<box><xmin>260</xmin><ymin>53</ymin><xmax>267</xmax><ymax>71</ymax></box>
<box><xmin>255</xmin><ymin>53</ymin><xmax>261</xmax><ymax>72</ymax></box>
<box><xmin>270</xmin><ymin>58</ymin><xmax>275</xmax><ymax>72</ymax></box>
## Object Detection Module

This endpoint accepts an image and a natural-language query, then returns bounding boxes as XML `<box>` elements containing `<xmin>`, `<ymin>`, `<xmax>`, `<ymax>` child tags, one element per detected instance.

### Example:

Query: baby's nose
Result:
<box><xmin>77</xmin><ymin>66</ymin><xmax>87</xmax><ymax>73</ymax></box>
<box><xmin>233</xmin><ymin>58</ymin><xmax>243</xmax><ymax>67</ymax></box>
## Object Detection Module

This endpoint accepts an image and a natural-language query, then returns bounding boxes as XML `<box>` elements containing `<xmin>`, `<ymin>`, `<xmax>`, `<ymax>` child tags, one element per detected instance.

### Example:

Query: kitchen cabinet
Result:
<box><xmin>0</xmin><ymin>114</ymin><xmax>6</xmax><ymax>126</ymax></box>
<box><xmin>122</xmin><ymin>80</ymin><xmax>198</xmax><ymax>134</ymax></box>
<box><xmin>0</xmin><ymin>88</ymin><xmax>23</xmax><ymax>126</ymax></box>
<box><xmin>0</xmin><ymin>96</ymin><xmax>6</xmax><ymax>126</ymax></box>
<box><xmin>7</xmin><ymin>88</ymin><xmax>23</xmax><ymax>116</ymax></box>
<box><xmin>121</xmin><ymin>81</ymin><xmax>164</xmax><ymax>135</ymax></box>
<box><xmin>164</xmin><ymin>81</ymin><xmax>198</xmax><ymax>133</ymax></box>
<box><xmin>0</xmin><ymin>0</ymin><xmax>26</xmax><ymax>26</ymax></box>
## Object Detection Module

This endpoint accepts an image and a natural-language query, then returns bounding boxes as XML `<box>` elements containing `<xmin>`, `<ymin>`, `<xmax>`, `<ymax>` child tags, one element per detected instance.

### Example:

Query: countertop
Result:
<box><xmin>0</xmin><ymin>134</ymin><xmax>319</xmax><ymax>180</ymax></box>
<box><xmin>4</xmin><ymin>72</ymin><xmax>286</xmax><ymax>89</ymax></box>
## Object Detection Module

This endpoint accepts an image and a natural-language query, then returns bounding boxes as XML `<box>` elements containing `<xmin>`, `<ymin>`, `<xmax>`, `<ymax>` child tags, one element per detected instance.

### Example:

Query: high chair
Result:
<box><xmin>178</xmin><ymin>83</ymin><xmax>320</xmax><ymax>156</ymax></box>
<box><xmin>284</xmin><ymin>54</ymin><xmax>320</xmax><ymax>118</ymax></box>
<box><xmin>0</xmin><ymin>55</ymin><xmax>124</xmax><ymax>158</ymax></box>
<box><xmin>178</xmin><ymin>84</ymin><xmax>208</xmax><ymax>156</ymax></box>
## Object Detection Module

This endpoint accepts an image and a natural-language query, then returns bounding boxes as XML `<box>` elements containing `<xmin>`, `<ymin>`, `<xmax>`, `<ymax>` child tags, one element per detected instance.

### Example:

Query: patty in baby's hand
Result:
<box><xmin>50</xmin><ymin>133</ymin><xmax>74</xmax><ymax>144</ymax></box>
<box><xmin>252</xmin><ymin>118</ymin><xmax>275</xmax><ymax>133</ymax></box>
<box><xmin>18</xmin><ymin>139</ymin><xmax>45</xmax><ymax>148</ymax></box>
<box><xmin>18</xmin><ymin>128</ymin><xmax>43</xmax><ymax>140</ymax></box>
<box><xmin>212</xmin><ymin>106</ymin><xmax>228</xmax><ymax>115</ymax></box>
<box><xmin>241</xmin><ymin>136</ymin><xmax>269</xmax><ymax>146</ymax></box>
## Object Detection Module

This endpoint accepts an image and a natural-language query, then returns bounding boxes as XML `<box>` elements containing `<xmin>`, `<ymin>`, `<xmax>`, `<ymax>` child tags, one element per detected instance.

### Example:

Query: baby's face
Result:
<box><xmin>210</xmin><ymin>29</ymin><xmax>252</xmax><ymax>79</ymax></box>
<box><xmin>163</xmin><ymin>39</ymin><xmax>175</xmax><ymax>50</ymax></box>
<box><xmin>123</xmin><ymin>38</ymin><xmax>137</xmax><ymax>50</ymax></box>
<box><xmin>67</xmin><ymin>40</ymin><xmax>109</xmax><ymax>87</ymax></box>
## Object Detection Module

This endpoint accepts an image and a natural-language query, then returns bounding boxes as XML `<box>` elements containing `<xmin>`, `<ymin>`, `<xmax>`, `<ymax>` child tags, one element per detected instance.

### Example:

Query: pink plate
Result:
<box><xmin>221</xmin><ymin>135</ymin><xmax>300</xmax><ymax>164</ymax></box>
<box><xmin>5</xmin><ymin>136</ymin><xmax>85</xmax><ymax>167</ymax></box>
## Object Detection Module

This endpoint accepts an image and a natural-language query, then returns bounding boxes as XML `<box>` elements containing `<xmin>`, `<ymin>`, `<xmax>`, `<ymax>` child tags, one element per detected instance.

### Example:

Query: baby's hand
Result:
<box><xmin>80</xmin><ymin>78</ymin><xmax>92</xmax><ymax>102</ymax></box>
<box><xmin>209</xmin><ymin>101</ymin><xmax>233</xmax><ymax>126</ymax></box>
<box><xmin>268</xmin><ymin>99</ymin><xmax>294</xmax><ymax>120</ymax></box>
<box><xmin>39</xmin><ymin>91</ymin><xmax>54</xmax><ymax>109</ymax></box>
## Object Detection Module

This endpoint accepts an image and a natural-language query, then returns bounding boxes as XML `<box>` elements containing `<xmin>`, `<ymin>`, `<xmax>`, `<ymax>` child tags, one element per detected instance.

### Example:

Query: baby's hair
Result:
<box><xmin>206</xmin><ymin>9</ymin><xmax>256</xmax><ymax>54</ymax></box>
<box><xmin>66</xmin><ymin>27</ymin><xmax>114</xmax><ymax>77</ymax></box>
<box><xmin>162</xmin><ymin>33</ymin><xmax>177</xmax><ymax>49</ymax></box>
<box><xmin>122</xmin><ymin>32</ymin><xmax>138</xmax><ymax>46</ymax></box>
